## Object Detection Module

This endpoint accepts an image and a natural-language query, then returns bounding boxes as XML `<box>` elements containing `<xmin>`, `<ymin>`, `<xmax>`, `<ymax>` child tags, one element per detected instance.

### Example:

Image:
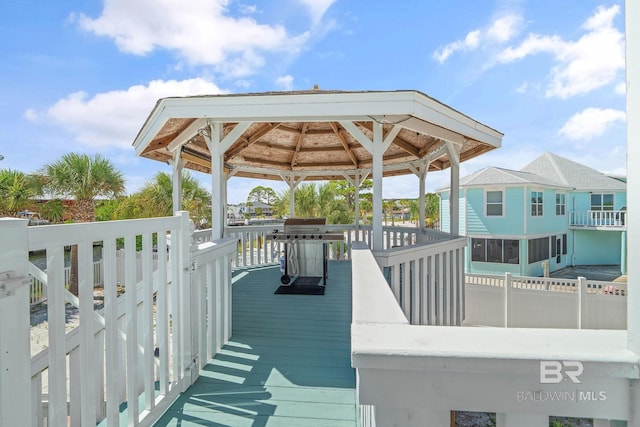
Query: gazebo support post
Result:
<box><xmin>409</xmin><ymin>160</ymin><xmax>430</xmax><ymax>242</ymax></box>
<box><xmin>343</xmin><ymin>169</ymin><xmax>370</xmax><ymax>240</ymax></box>
<box><xmin>371</xmin><ymin>124</ymin><xmax>384</xmax><ymax>251</ymax></box>
<box><xmin>279</xmin><ymin>172</ymin><xmax>307</xmax><ymax>218</ymax></box>
<box><xmin>205</xmin><ymin>121</ymin><xmax>253</xmax><ymax>239</ymax></box>
<box><xmin>171</xmin><ymin>149</ymin><xmax>184</xmax><ymax>213</ymax></box>
<box><xmin>208</xmin><ymin>123</ymin><xmax>225</xmax><ymax>239</ymax></box>
<box><xmin>447</xmin><ymin>142</ymin><xmax>462</xmax><ymax>236</ymax></box>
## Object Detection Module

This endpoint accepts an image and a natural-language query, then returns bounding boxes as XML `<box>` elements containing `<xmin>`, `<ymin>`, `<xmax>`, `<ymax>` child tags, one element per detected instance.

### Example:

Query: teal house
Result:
<box><xmin>439</xmin><ymin>152</ymin><xmax>627</xmax><ymax>276</ymax></box>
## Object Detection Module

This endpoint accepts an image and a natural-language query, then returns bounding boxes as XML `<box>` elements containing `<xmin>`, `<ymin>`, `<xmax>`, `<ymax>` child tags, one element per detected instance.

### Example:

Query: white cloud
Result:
<box><xmin>558</xmin><ymin>107</ymin><xmax>625</xmax><ymax>141</ymax></box>
<box><xmin>27</xmin><ymin>78</ymin><xmax>224</xmax><ymax>150</ymax></box>
<box><xmin>433</xmin><ymin>14</ymin><xmax>523</xmax><ymax>63</ymax></box>
<box><xmin>615</xmin><ymin>81</ymin><xmax>626</xmax><ymax>95</ymax></box>
<box><xmin>297</xmin><ymin>0</ymin><xmax>336</xmax><ymax>25</ymax></box>
<box><xmin>275</xmin><ymin>74</ymin><xmax>294</xmax><ymax>90</ymax></box>
<box><xmin>497</xmin><ymin>5</ymin><xmax>624</xmax><ymax>99</ymax></box>
<box><xmin>71</xmin><ymin>0</ymin><xmax>309</xmax><ymax>78</ymax></box>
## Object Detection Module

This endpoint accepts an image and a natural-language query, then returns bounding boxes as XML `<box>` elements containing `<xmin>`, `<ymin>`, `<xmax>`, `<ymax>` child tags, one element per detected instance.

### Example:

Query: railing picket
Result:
<box><xmin>124</xmin><ymin>235</ymin><xmax>139</xmax><ymax>424</ymax></box>
<box><xmin>79</xmin><ymin>241</ymin><xmax>97</xmax><ymax>426</ymax></box>
<box><xmin>156</xmin><ymin>235</ymin><xmax>169</xmax><ymax>396</ymax></box>
<box><xmin>142</xmin><ymin>233</ymin><xmax>155</xmax><ymax>411</ymax></box>
<box><xmin>45</xmin><ymin>245</ymin><xmax>67</xmax><ymax>427</ymax></box>
<box><xmin>103</xmin><ymin>238</ymin><xmax>121</xmax><ymax>427</ymax></box>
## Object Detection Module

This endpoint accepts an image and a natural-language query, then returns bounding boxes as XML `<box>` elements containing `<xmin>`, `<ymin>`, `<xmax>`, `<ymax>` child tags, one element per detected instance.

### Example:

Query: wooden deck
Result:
<box><xmin>155</xmin><ymin>261</ymin><xmax>357</xmax><ymax>426</ymax></box>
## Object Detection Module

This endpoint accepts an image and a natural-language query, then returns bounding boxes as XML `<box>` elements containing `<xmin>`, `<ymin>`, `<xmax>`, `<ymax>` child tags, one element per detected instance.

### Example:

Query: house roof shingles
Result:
<box><xmin>440</xmin><ymin>152</ymin><xmax>625</xmax><ymax>192</ymax></box>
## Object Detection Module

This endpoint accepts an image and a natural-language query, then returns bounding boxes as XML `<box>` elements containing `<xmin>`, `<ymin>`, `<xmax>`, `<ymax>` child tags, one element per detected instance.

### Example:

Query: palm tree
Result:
<box><xmin>123</xmin><ymin>171</ymin><xmax>212</xmax><ymax>227</ymax></box>
<box><xmin>0</xmin><ymin>169</ymin><xmax>39</xmax><ymax>215</ymax></box>
<box><xmin>39</xmin><ymin>153</ymin><xmax>125</xmax><ymax>294</ymax></box>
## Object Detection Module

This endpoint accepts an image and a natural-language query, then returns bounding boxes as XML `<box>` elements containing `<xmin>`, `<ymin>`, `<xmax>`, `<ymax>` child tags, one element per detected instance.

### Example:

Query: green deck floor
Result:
<box><xmin>155</xmin><ymin>261</ymin><xmax>357</xmax><ymax>426</ymax></box>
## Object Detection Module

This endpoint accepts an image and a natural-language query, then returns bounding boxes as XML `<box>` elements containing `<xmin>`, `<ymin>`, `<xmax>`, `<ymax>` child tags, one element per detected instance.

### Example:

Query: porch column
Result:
<box><xmin>279</xmin><ymin>173</ymin><xmax>307</xmax><ymax>218</ymax></box>
<box><xmin>208</xmin><ymin>123</ymin><xmax>226</xmax><ymax>240</ymax></box>
<box><xmin>447</xmin><ymin>142</ymin><xmax>461</xmax><ymax>236</ymax></box>
<box><xmin>340</xmin><ymin>121</ymin><xmax>398</xmax><ymax>251</ymax></box>
<box><xmin>627</xmin><ymin>0</ymin><xmax>640</xmax><ymax>356</ymax></box>
<box><xmin>371</xmin><ymin>123</ymin><xmax>384</xmax><ymax>251</ymax></box>
<box><xmin>343</xmin><ymin>169</ymin><xmax>370</xmax><ymax>239</ymax></box>
<box><xmin>0</xmin><ymin>219</ymin><xmax>32</xmax><ymax>427</ymax></box>
<box><xmin>409</xmin><ymin>160</ymin><xmax>430</xmax><ymax>241</ymax></box>
<box><xmin>205</xmin><ymin>121</ymin><xmax>253</xmax><ymax>239</ymax></box>
<box><xmin>171</xmin><ymin>149</ymin><xmax>184</xmax><ymax>213</ymax></box>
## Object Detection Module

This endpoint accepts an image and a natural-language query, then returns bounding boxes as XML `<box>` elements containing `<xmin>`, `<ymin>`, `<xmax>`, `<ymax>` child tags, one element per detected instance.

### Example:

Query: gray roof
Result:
<box><xmin>458</xmin><ymin>167</ymin><xmax>571</xmax><ymax>188</ymax></box>
<box><xmin>521</xmin><ymin>152</ymin><xmax>626</xmax><ymax>191</ymax></box>
<box><xmin>438</xmin><ymin>152</ymin><xmax>626</xmax><ymax>192</ymax></box>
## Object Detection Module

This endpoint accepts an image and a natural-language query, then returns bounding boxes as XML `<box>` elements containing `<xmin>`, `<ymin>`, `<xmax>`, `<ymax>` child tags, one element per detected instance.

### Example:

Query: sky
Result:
<box><xmin>0</xmin><ymin>0</ymin><xmax>627</xmax><ymax>204</ymax></box>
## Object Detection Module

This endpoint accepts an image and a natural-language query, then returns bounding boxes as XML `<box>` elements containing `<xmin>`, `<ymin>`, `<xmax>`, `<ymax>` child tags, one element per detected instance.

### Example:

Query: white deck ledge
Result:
<box><xmin>352</xmin><ymin>324</ymin><xmax>639</xmax><ymax>378</ymax></box>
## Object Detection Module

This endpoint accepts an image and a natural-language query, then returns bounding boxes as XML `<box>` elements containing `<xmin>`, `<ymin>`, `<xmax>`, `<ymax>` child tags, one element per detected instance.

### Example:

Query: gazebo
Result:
<box><xmin>132</xmin><ymin>89</ymin><xmax>503</xmax><ymax>251</ymax></box>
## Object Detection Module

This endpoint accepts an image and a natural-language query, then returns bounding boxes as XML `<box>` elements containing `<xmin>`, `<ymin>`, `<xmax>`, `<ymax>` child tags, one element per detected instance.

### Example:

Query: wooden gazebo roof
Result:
<box><xmin>133</xmin><ymin>89</ymin><xmax>503</xmax><ymax>181</ymax></box>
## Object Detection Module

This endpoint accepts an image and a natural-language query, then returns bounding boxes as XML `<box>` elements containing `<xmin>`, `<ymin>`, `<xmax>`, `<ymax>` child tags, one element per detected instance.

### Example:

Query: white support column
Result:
<box><xmin>447</xmin><ymin>142</ymin><xmax>461</xmax><ymax>236</ymax></box>
<box><xmin>278</xmin><ymin>172</ymin><xmax>307</xmax><ymax>218</ymax></box>
<box><xmin>372</xmin><ymin>123</ymin><xmax>384</xmax><ymax>251</ymax></box>
<box><xmin>289</xmin><ymin>180</ymin><xmax>295</xmax><ymax>217</ymax></box>
<box><xmin>343</xmin><ymin>169</ymin><xmax>370</xmax><ymax>236</ymax></box>
<box><xmin>207</xmin><ymin>123</ymin><xmax>226</xmax><ymax>240</ymax></box>
<box><xmin>0</xmin><ymin>218</ymin><xmax>32</xmax><ymax>427</ymax></box>
<box><xmin>409</xmin><ymin>161</ymin><xmax>430</xmax><ymax>238</ymax></box>
<box><xmin>626</xmin><ymin>0</ymin><xmax>640</xmax><ymax>356</ymax></box>
<box><xmin>172</xmin><ymin>149</ymin><xmax>184</xmax><ymax>213</ymax></box>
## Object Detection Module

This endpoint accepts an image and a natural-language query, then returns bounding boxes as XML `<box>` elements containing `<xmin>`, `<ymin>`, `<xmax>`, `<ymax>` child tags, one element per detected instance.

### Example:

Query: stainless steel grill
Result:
<box><xmin>267</xmin><ymin>218</ymin><xmax>344</xmax><ymax>287</ymax></box>
<box><xmin>269</xmin><ymin>218</ymin><xmax>344</xmax><ymax>242</ymax></box>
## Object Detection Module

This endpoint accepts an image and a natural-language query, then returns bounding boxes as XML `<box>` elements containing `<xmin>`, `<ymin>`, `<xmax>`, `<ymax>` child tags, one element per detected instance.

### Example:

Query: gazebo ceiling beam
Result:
<box><xmin>290</xmin><ymin>122</ymin><xmax>309</xmax><ymax>167</ymax></box>
<box><xmin>225</xmin><ymin>122</ymin><xmax>281</xmax><ymax>160</ymax></box>
<box><xmin>166</xmin><ymin>118</ymin><xmax>208</xmax><ymax>153</ymax></box>
<box><xmin>339</xmin><ymin>120</ymin><xmax>374</xmax><ymax>153</ymax></box>
<box><xmin>330</xmin><ymin>122</ymin><xmax>359</xmax><ymax>167</ymax></box>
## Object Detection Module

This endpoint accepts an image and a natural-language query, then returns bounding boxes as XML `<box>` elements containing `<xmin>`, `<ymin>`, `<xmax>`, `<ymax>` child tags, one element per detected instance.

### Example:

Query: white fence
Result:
<box><xmin>0</xmin><ymin>212</ymin><xmax>237</xmax><ymax>427</ymax></box>
<box><xmin>465</xmin><ymin>273</ymin><xmax>627</xmax><ymax>329</ymax></box>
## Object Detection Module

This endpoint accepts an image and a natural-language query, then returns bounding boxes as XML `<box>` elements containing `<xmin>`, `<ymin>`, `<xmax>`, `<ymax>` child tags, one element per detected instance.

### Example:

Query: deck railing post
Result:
<box><xmin>504</xmin><ymin>272</ymin><xmax>512</xmax><ymax>327</ymax></box>
<box><xmin>0</xmin><ymin>218</ymin><xmax>32</xmax><ymax>427</ymax></box>
<box><xmin>578</xmin><ymin>276</ymin><xmax>587</xmax><ymax>329</ymax></box>
<box><xmin>177</xmin><ymin>211</ymin><xmax>198</xmax><ymax>390</ymax></box>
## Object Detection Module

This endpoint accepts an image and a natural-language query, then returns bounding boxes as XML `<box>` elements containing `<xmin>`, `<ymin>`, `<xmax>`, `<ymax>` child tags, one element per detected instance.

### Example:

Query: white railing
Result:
<box><xmin>222</xmin><ymin>223</ymin><xmax>444</xmax><ymax>268</ymax></box>
<box><xmin>569</xmin><ymin>210</ymin><xmax>626</xmax><ymax>228</ymax></box>
<box><xmin>350</xmin><ymin>243</ymin><xmax>636</xmax><ymax>427</ymax></box>
<box><xmin>464</xmin><ymin>273</ymin><xmax>627</xmax><ymax>329</ymax></box>
<box><xmin>29</xmin><ymin>252</ymin><xmax>160</xmax><ymax>306</ymax></box>
<box><xmin>373</xmin><ymin>235</ymin><xmax>467</xmax><ymax>326</ymax></box>
<box><xmin>0</xmin><ymin>212</ymin><xmax>237</xmax><ymax>427</ymax></box>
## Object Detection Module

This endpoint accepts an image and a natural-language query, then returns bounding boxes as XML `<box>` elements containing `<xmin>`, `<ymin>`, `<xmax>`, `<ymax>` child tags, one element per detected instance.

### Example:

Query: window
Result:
<box><xmin>591</xmin><ymin>193</ymin><xmax>614</xmax><ymax>211</ymax></box>
<box><xmin>486</xmin><ymin>191</ymin><xmax>503</xmax><ymax>216</ymax></box>
<box><xmin>471</xmin><ymin>238</ymin><xmax>519</xmax><ymax>264</ymax></box>
<box><xmin>531</xmin><ymin>191</ymin><xmax>543</xmax><ymax>216</ymax></box>
<box><xmin>562</xmin><ymin>234</ymin><xmax>567</xmax><ymax>255</ymax></box>
<box><xmin>528</xmin><ymin>237</ymin><xmax>550</xmax><ymax>263</ymax></box>
<box><xmin>556</xmin><ymin>193</ymin><xmax>565</xmax><ymax>216</ymax></box>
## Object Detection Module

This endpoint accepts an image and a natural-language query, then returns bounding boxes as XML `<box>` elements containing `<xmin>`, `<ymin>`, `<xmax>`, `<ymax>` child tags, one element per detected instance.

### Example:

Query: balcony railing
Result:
<box><xmin>569</xmin><ymin>210</ymin><xmax>626</xmax><ymax>228</ymax></box>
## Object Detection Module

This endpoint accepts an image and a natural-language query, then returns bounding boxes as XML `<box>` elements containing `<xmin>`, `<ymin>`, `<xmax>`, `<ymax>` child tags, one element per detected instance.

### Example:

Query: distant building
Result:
<box><xmin>227</xmin><ymin>202</ymin><xmax>274</xmax><ymax>225</ymax></box>
<box><xmin>438</xmin><ymin>152</ymin><xmax>626</xmax><ymax>276</ymax></box>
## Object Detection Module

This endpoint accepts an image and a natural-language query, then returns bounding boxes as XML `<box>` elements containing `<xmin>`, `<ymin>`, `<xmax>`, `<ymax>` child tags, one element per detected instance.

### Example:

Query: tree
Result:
<box><xmin>39</xmin><ymin>153</ymin><xmax>125</xmax><ymax>294</ymax></box>
<box><xmin>247</xmin><ymin>185</ymin><xmax>277</xmax><ymax>205</ymax></box>
<box><xmin>116</xmin><ymin>172</ymin><xmax>212</xmax><ymax>227</ymax></box>
<box><xmin>0</xmin><ymin>169</ymin><xmax>39</xmax><ymax>215</ymax></box>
